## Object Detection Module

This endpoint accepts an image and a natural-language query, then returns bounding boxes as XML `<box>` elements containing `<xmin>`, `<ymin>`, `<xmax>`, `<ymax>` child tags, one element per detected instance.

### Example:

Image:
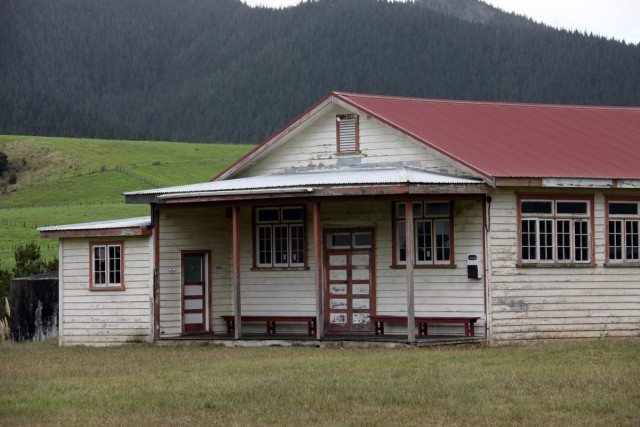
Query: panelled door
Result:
<box><xmin>182</xmin><ymin>252</ymin><xmax>208</xmax><ymax>333</ymax></box>
<box><xmin>325</xmin><ymin>229</ymin><xmax>375</xmax><ymax>333</ymax></box>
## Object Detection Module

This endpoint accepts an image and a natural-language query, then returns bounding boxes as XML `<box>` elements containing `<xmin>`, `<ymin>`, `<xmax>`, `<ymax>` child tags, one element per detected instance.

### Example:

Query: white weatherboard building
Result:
<box><xmin>40</xmin><ymin>92</ymin><xmax>640</xmax><ymax>346</ymax></box>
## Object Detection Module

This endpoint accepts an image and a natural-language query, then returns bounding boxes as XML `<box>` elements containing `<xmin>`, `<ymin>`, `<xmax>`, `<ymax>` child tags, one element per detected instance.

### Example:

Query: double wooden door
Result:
<box><xmin>325</xmin><ymin>229</ymin><xmax>375</xmax><ymax>333</ymax></box>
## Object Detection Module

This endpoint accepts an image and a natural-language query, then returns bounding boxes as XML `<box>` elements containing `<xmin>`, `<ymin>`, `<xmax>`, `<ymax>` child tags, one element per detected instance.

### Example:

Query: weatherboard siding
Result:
<box><xmin>59</xmin><ymin>237</ymin><xmax>152</xmax><ymax>346</ymax></box>
<box><xmin>157</xmin><ymin>199</ymin><xmax>485</xmax><ymax>336</ymax></box>
<box><xmin>158</xmin><ymin>207</ymin><xmax>232</xmax><ymax>336</ymax></box>
<box><xmin>240</xmin><ymin>104</ymin><xmax>464</xmax><ymax>178</ymax></box>
<box><xmin>488</xmin><ymin>190</ymin><xmax>640</xmax><ymax>342</ymax></box>
<box><xmin>336</xmin><ymin>199</ymin><xmax>486</xmax><ymax>336</ymax></box>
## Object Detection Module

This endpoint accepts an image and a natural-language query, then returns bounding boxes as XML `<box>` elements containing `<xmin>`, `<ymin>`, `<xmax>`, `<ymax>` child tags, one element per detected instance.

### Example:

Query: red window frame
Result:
<box><xmin>89</xmin><ymin>241</ymin><xmax>125</xmax><ymax>291</ymax></box>
<box><xmin>391</xmin><ymin>201</ymin><xmax>455</xmax><ymax>268</ymax></box>
<box><xmin>517</xmin><ymin>194</ymin><xmax>595</xmax><ymax>265</ymax></box>
<box><xmin>605</xmin><ymin>195</ymin><xmax>640</xmax><ymax>264</ymax></box>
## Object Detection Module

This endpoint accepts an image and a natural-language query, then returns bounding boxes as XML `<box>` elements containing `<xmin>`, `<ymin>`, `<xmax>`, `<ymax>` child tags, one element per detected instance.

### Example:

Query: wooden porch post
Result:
<box><xmin>232</xmin><ymin>205</ymin><xmax>242</xmax><ymax>339</ymax></box>
<box><xmin>153</xmin><ymin>206</ymin><xmax>161</xmax><ymax>340</ymax></box>
<box><xmin>313</xmin><ymin>202</ymin><xmax>324</xmax><ymax>340</ymax></box>
<box><xmin>405</xmin><ymin>202</ymin><xmax>416</xmax><ymax>343</ymax></box>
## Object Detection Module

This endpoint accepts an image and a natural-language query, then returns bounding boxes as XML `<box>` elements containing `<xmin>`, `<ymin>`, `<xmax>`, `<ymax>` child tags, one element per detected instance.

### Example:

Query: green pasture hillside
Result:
<box><xmin>0</xmin><ymin>135</ymin><xmax>251</xmax><ymax>267</ymax></box>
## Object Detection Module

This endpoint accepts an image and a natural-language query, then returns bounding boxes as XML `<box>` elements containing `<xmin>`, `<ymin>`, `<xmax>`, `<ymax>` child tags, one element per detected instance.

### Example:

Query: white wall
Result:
<box><xmin>240</xmin><ymin>104</ymin><xmax>469</xmax><ymax>178</ymax></box>
<box><xmin>488</xmin><ymin>189</ymin><xmax>640</xmax><ymax>342</ymax></box>
<box><xmin>58</xmin><ymin>236</ymin><xmax>152</xmax><ymax>346</ymax></box>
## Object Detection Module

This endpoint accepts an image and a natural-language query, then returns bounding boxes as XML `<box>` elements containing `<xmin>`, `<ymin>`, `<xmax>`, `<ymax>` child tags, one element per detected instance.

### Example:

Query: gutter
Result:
<box><xmin>156</xmin><ymin>187</ymin><xmax>315</xmax><ymax>200</ymax></box>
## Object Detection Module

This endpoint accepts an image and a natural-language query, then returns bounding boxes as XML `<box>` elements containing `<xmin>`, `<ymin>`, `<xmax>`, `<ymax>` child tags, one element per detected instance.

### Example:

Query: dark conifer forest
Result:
<box><xmin>1</xmin><ymin>0</ymin><xmax>639</xmax><ymax>143</ymax></box>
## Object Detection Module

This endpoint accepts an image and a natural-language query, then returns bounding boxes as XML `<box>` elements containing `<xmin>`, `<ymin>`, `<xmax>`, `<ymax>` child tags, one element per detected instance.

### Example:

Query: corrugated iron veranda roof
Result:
<box><xmin>124</xmin><ymin>166</ymin><xmax>483</xmax><ymax>198</ymax></box>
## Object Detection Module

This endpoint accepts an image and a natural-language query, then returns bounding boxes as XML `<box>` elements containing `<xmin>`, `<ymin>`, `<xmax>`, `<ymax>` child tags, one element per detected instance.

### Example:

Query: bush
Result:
<box><xmin>8</xmin><ymin>174</ymin><xmax>17</xmax><ymax>185</ymax></box>
<box><xmin>0</xmin><ymin>151</ymin><xmax>7</xmax><ymax>176</ymax></box>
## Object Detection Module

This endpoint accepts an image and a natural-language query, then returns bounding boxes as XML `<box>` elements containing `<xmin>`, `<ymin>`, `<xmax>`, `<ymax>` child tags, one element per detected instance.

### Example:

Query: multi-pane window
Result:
<box><xmin>395</xmin><ymin>201</ymin><xmax>452</xmax><ymax>266</ymax></box>
<box><xmin>336</xmin><ymin>114</ymin><xmax>359</xmax><ymax>153</ymax></box>
<box><xmin>90</xmin><ymin>242</ymin><xmax>123</xmax><ymax>289</ymax></box>
<box><xmin>608</xmin><ymin>201</ymin><xmax>640</xmax><ymax>262</ymax></box>
<box><xmin>255</xmin><ymin>206</ymin><xmax>305</xmax><ymax>268</ymax></box>
<box><xmin>520</xmin><ymin>198</ymin><xmax>591</xmax><ymax>264</ymax></box>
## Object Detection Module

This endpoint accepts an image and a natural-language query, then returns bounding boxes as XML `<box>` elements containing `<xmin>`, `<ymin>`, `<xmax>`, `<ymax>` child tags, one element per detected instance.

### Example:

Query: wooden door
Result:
<box><xmin>325</xmin><ymin>230</ymin><xmax>375</xmax><ymax>334</ymax></box>
<box><xmin>182</xmin><ymin>252</ymin><xmax>207</xmax><ymax>333</ymax></box>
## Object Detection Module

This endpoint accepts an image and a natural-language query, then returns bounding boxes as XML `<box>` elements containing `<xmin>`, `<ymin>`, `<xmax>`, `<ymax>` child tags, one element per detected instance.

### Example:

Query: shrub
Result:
<box><xmin>0</xmin><ymin>152</ymin><xmax>7</xmax><ymax>176</ymax></box>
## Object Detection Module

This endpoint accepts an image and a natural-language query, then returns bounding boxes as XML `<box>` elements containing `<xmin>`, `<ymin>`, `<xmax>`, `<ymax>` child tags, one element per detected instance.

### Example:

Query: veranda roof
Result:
<box><xmin>39</xmin><ymin>216</ymin><xmax>152</xmax><ymax>238</ymax></box>
<box><xmin>124</xmin><ymin>166</ymin><xmax>483</xmax><ymax>202</ymax></box>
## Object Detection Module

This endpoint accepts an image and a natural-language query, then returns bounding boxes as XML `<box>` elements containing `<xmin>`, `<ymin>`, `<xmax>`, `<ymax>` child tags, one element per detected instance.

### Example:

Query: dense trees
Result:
<box><xmin>1</xmin><ymin>0</ymin><xmax>639</xmax><ymax>144</ymax></box>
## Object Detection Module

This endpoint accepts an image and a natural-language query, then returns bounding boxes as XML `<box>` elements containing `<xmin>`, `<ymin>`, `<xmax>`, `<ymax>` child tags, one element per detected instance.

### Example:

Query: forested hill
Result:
<box><xmin>1</xmin><ymin>0</ymin><xmax>639</xmax><ymax>144</ymax></box>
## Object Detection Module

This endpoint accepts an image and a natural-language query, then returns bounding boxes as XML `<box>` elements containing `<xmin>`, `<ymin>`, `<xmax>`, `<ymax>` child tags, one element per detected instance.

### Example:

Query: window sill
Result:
<box><xmin>517</xmin><ymin>263</ymin><xmax>595</xmax><ymax>268</ymax></box>
<box><xmin>390</xmin><ymin>264</ymin><xmax>457</xmax><ymax>270</ymax></box>
<box><xmin>250</xmin><ymin>267</ymin><xmax>310</xmax><ymax>272</ymax></box>
<box><xmin>89</xmin><ymin>286</ymin><xmax>126</xmax><ymax>291</ymax></box>
<box><xmin>603</xmin><ymin>262</ymin><xmax>640</xmax><ymax>268</ymax></box>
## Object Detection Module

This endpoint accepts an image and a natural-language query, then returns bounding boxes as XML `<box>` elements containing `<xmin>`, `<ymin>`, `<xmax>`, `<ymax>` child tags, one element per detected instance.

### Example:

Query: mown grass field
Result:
<box><xmin>0</xmin><ymin>339</ymin><xmax>638</xmax><ymax>426</ymax></box>
<box><xmin>0</xmin><ymin>135</ymin><xmax>251</xmax><ymax>267</ymax></box>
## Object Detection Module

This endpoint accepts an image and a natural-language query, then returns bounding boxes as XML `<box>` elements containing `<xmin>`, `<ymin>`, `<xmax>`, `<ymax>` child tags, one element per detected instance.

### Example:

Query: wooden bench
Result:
<box><xmin>221</xmin><ymin>315</ymin><xmax>317</xmax><ymax>336</ymax></box>
<box><xmin>370</xmin><ymin>315</ymin><xmax>480</xmax><ymax>337</ymax></box>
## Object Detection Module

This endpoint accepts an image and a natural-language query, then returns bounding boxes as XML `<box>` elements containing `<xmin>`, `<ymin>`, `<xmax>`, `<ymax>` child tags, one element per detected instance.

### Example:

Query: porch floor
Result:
<box><xmin>157</xmin><ymin>333</ymin><xmax>485</xmax><ymax>348</ymax></box>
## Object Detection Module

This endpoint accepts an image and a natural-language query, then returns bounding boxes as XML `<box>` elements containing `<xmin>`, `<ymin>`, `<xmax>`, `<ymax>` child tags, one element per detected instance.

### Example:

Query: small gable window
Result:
<box><xmin>336</xmin><ymin>114</ymin><xmax>359</xmax><ymax>153</ymax></box>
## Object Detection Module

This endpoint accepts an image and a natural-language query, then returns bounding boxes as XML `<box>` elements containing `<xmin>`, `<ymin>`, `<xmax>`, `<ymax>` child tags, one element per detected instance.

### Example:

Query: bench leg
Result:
<box><xmin>308</xmin><ymin>319</ymin><xmax>316</xmax><ymax>336</ymax></box>
<box><xmin>418</xmin><ymin>322</ymin><xmax>427</xmax><ymax>336</ymax></box>
<box><xmin>374</xmin><ymin>321</ymin><xmax>384</xmax><ymax>336</ymax></box>
<box><xmin>267</xmin><ymin>321</ymin><xmax>276</xmax><ymax>335</ymax></box>
<box><xmin>226</xmin><ymin>319</ymin><xmax>234</xmax><ymax>335</ymax></box>
<box><xmin>469</xmin><ymin>321</ymin><xmax>475</xmax><ymax>337</ymax></box>
<box><xmin>464</xmin><ymin>322</ymin><xmax>470</xmax><ymax>337</ymax></box>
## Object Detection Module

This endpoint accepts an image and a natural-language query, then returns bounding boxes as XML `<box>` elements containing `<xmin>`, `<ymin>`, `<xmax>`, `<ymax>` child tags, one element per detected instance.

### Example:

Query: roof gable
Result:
<box><xmin>215</xmin><ymin>93</ymin><xmax>481</xmax><ymax>181</ymax></box>
<box><xmin>215</xmin><ymin>91</ymin><xmax>640</xmax><ymax>182</ymax></box>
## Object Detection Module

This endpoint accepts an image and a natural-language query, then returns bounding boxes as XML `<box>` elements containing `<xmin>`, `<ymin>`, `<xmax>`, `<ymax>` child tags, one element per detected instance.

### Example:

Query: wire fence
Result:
<box><xmin>113</xmin><ymin>165</ymin><xmax>165</xmax><ymax>187</ymax></box>
<box><xmin>2</xmin><ymin>164</ymin><xmax>165</xmax><ymax>197</ymax></box>
<box><xmin>0</xmin><ymin>218</ymin><xmax>58</xmax><ymax>228</ymax></box>
<box><xmin>0</xmin><ymin>199</ymin><xmax>125</xmax><ymax>210</ymax></box>
<box><xmin>0</xmin><ymin>243</ymin><xmax>58</xmax><ymax>253</ymax></box>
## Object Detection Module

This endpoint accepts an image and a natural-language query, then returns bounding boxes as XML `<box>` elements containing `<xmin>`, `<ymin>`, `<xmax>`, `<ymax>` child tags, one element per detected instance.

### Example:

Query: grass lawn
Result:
<box><xmin>0</xmin><ymin>339</ymin><xmax>638</xmax><ymax>426</ymax></box>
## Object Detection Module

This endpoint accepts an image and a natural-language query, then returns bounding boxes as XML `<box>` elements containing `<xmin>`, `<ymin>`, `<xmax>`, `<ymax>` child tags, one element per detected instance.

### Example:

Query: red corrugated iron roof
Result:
<box><xmin>334</xmin><ymin>92</ymin><xmax>640</xmax><ymax>180</ymax></box>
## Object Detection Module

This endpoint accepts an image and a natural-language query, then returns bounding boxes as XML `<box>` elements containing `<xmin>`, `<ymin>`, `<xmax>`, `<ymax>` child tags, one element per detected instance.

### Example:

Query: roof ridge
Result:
<box><xmin>333</xmin><ymin>91</ymin><xmax>640</xmax><ymax>111</ymax></box>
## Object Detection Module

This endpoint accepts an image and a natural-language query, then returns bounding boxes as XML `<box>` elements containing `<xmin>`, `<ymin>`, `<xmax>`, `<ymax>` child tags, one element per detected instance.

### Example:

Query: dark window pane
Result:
<box><xmin>609</xmin><ymin>220</ymin><xmax>623</xmax><ymax>260</ymax></box>
<box><xmin>521</xmin><ymin>220</ymin><xmax>536</xmax><ymax>260</ymax></box>
<box><xmin>258</xmin><ymin>226</ymin><xmax>272</xmax><ymax>265</ymax></box>
<box><xmin>331</xmin><ymin>233</ymin><xmax>350</xmax><ymax>248</ymax></box>
<box><xmin>274</xmin><ymin>225</ymin><xmax>288</xmax><ymax>264</ymax></box>
<box><xmin>521</xmin><ymin>201</ymin><xmax>552</xmax><ymax>214</ymax></box>
<box><xmin>609</xmin><ymin>202</ymin><xmax>638</xmax><ymax>215</ymax></box>
<box><xmin>290</xmin><ymin>225</ymin><xmax>304</xmax><ymax>264</ymax></box>
<box><xmin>354</xmin><ymin>232</ymin><xmax>372</xmax><ymax>248</ymax></box>
<box><xmin>282</xmin><ymin>207</ymin><xmax>304</xmax><ymax>222</ymax></box>
<box><xmin>257</xmin><ymin>208</ymin><xmax>279</xmax><ymax>222</ymax></box>
<box><xmin>398</xmin><ymin>221</ymin><xmax>406</xmax><ymax>262</ymax></box>
<box><xmin>425</xmin><ymin>202</ymin><xmax>450</xmax><ymax>216</ymax></box>
<box><xmin>184</xmin><ymin>255</ymin><xmax>203</xmax><ymax>281</ymax></box>
<box><xmin>416</xmin><ymin>220</ymin><xmax>432</xmax><ymax>262</ymax></box>
<box><xmin>557</xmin><ymin>201</ymin><xmax>588</xmax><ymax>215</ymax></box>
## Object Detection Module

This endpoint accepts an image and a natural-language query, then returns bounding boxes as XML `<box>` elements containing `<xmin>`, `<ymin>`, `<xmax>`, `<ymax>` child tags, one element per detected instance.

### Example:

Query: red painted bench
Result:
<box><xmin>370</xmin><ymin>315</ymin><xmax>480</xmax><ymax>337</ymax></box>
<box><xmin>221</xmin><ymin>315</ymin><xmax>317</xmax><ymax>336</ymax></box>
